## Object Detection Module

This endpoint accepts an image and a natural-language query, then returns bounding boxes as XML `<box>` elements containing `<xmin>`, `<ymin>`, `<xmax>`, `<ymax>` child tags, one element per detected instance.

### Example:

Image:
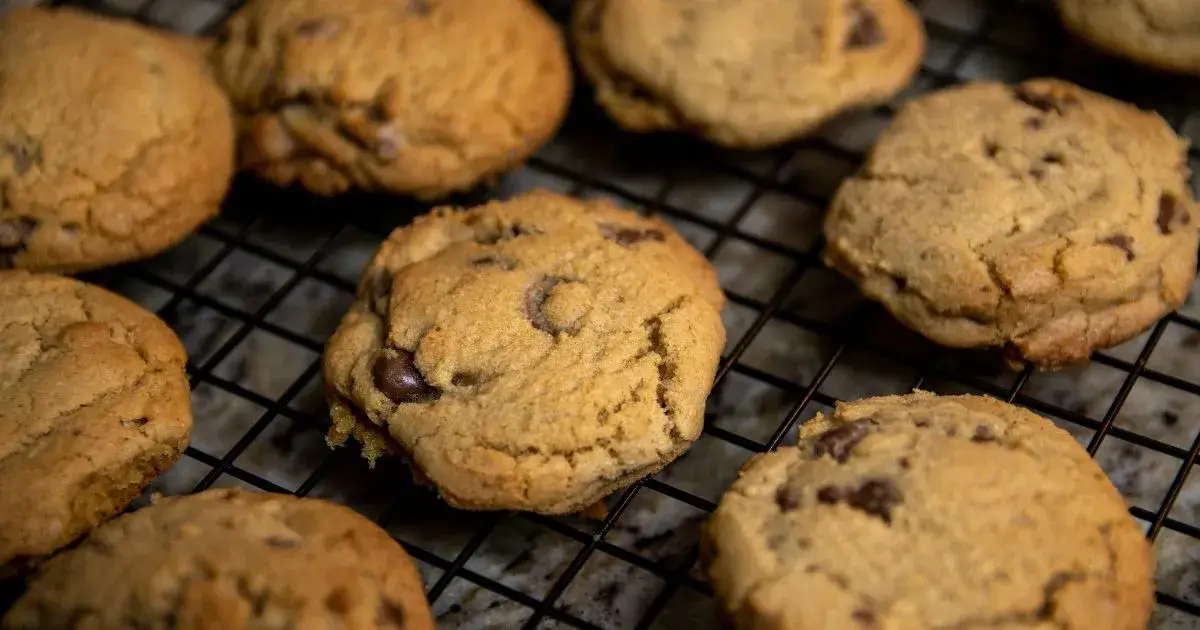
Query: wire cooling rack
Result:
<box><xmin>5</xmin><ymin>0</ymin><xmax>1200</xmax><ymax>628</ymax></box>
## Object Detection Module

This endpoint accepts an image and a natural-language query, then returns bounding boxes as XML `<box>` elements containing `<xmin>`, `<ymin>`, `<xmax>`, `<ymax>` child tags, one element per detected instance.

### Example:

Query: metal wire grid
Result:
<box><xmin>5</xmin><ymin>0</ymin><xmax>1197</xmax><ymax>627</ymax></box>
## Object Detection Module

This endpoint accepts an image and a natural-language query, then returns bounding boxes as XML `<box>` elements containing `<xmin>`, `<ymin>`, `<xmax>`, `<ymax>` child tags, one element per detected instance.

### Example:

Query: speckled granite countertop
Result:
<box><xmin>6</xmin><ymin>0</ymin><xmax>1200</xmax><ymax>627</ymax></box>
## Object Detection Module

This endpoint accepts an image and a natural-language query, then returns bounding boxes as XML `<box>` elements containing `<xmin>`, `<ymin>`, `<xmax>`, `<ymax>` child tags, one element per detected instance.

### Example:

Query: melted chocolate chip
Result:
<box><xmin>0</xmin><ymin>216</ymin><xmax>37</xmax><ymax>255</ymax></box>
<box><xmin>811</xmin><ymin>419</ymin><xmax>874</xmax><ymax>463</ymax></box>
<box><xmin>1012</xmin><ymin>85</ymin><xmax>1074</xmax><ymax>115</ymax></box>
<box><xmin>972</xmin><ymin>425</ymin><xmax>996</xmax><ymax>443</ymax></box>
<box><xmin>775</xmin><ymin>484</ymin><xmax>803</xmax><ymax>511</ymax></box>
<box><xmin>477</xmin><ymin>223</ymin><xmax>535</xmax><ymax>245</ymax></box>
<box><xmin>600</xmin><ymin>223</ymin><xmax>666</xmax><ymax>246</ymax></box>
<box><xmin>852</xmin><ymin>609</ymin><xmax>878</xmax><ymax>627</ymax></box>
<box><xmin>470</xmin><ymin>254</ymin><xmax>516</xmax><ymax>270</ymax></box>
<box><xmin>526</xmin><ymin>277</ymin><xmax>570</xmax><ymax>334</ymax></box>
<box><xmin>373</xmin><ymin>349</ymin><xmax>439</xmax><ymax>404</ymax></box>
<box><xmin>295</xmin><ymin>18</ymin><xmax>338</xmax><ymax>38</ymax></box>
<box><xmin>817</xmin><ymin>478</ymin><xmax>902</xmax><ymax>524</ymax></box>
<box><xmin>1157</xmin><ymin>192</ymin><xmax>1187</xmax><ymax>235</ymax></box>
<box><xmin>1099</xmin><ymin>234</ymin><xmax>1135</xmax><ymax>261</ymax></box>
<box><xmin>3</xmin><ymin>138</ymin><xmax>41</xmax><ymax>174</ymax></box>
<box><xmin>845</xmin><ymin>2</ymin><xmax>884</xmax><ymax>48</ymax></box>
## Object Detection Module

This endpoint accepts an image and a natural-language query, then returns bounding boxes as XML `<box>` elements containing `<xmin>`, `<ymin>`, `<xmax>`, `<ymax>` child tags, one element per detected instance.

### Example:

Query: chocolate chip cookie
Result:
<box><xmin>703</xmin><ymin>391</ymin><xmax>1155</xmax><ymax>630</ymax></box>
<box><xmin>0</xmin><ymin>7</ymin><xmax>235</xmax><ymax>273</ymax></box>
<box><xmin>572</xmin><ymin>0</ymin><xmax>925</xmax><ymax>148</ymax></box>
<box><xmin>323</xmin><ymin>190</ymin><xmax>726</xmax><ymax>514</ymax></box>
<box><xmin>0</xmin><ymin>271</ymin><xmax>192</xmax><ymax>572</ymax></box>
<box><xmin>211</xmin><ymin>0</ymin><xmax>571</xmax><ymax>199</ymax></box>
<box><xmin>824</xmin><ymin>79</ymin><xmax>1198</xmax><ymax>369</ymax></box>
<box><xmin>1057</xmin><ymin>0</ymin><xmax>1200</xmax><ymax>75</ymax></box>
<box><xmin>2</xmin><ymin>488</ymin><xmax>435</xmax><ymax>630</ymax></box>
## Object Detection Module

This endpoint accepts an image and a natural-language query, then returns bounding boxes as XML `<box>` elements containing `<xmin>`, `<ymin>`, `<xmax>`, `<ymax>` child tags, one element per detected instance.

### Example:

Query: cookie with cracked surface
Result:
<box><xmin>571</xmin><ymin>0</ymin><xmax>925</xmax><ymax>148</ymax></box>
<box><xmin>322</xmin><ymin>190</ymin><xmax>726</xmax><ymax>514</ymax></box>
<box><xmin>823</xmin><ymin>79</ymin><xmax>1198</xmax><ymax>369</ymax></box>
<box><xmin>211</xmin><ymin>0</ymin><xmax>571</xmax><ymax>199</ymax></box>
<box><xmin>2</xmin><ymin>488</ymin><xmax>435</xmax><ymax>630</ymax></box>
<box><xmin>0</xmin><ymin>8</ymin><xmax>234</xmax><ymax>273</ymax></box>
<box><xmin>0</xmin><ymin>271</ymin><xmax>191</xmax><ymax>573</ymax></box>
<box><xmin>1057</xmin><ymin>0</ymin><xmax>1200</xmax><ymax>75</ymax></box>
<box><xmin>703</xmin><ymin>391</ymin><xmax>1155</xmax><ymax>630</ymax></box>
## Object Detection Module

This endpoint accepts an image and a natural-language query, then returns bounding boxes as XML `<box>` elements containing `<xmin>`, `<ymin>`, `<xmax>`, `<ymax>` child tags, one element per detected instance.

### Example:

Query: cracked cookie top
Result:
<box><xmin>0</xmin><ymin>7</ymin><xmax>234</xmax><ymax>273</ymax></box>
<box><xmin>1057</xmin><ymin>0</ymin><xmax>1200</xmax><ymax>75</ymax></box>
<box><xmin>823</xmin><ymin>79</ymin><xmax>1198</xmax><ymax>369</ymax></box>
<box><xmin>0</xmin><ymin>271</ymin><xmax>191</xmax><ymax>571</ymax></box>
<box><xmin>703</xmin><ymin>391</ymin><xmax>1154</xmax><ymax>630</ymax></box>
<box><xmin>571</xmin><ymin>0</ymin><xmax>925</xmax><ymax>148</ymax></box>
<box><xmin>2</xmin><ymin>488</ymin><xmax>435</xmax><ymax>630</ymax></box>
<box><xmin>322</xmin><ymin>190</ymin><xmax>726</xmax><ymax>514</ymax></box>
<box><xmin>211</xmin><ymin>0</ymin><xmax>571</xmax><ymax>199</ymax></box>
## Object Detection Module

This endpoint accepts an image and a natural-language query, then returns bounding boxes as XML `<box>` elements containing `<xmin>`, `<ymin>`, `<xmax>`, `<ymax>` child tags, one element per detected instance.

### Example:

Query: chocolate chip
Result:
<box><xmin>984</xmin><ymin>141</ymin><xmax>999</xmax><ymax>158</ymax></box>
<box><xmin>600</xmin><ymin>223</ymin><xmax>666</xmax><ymax>246</ymax></box>
<box><xmin>811</xmin><ymin>419</ymin><xmax>874</xmax><ymax>463</ymax></box>
<box><xmin>1162</xmin><ymin>411</ymin><xmax>1180</xmax><ymax>426</ymax></box>
<box><xmin>526</xmin><ymin>277</ymin><xmax>574</xmax><ymax>335</ymax></box>
<box><xmin>450</xmin><ymin>372</ymin><xmax>482</xmax><ymax>387</ymax></box>
<box><xmin>775</xmin><ymin>484</ymin><xmax>802</xmax><ymax>511</ymax></box>
<box><xmin>3</xmin><ymin>138</ymin><xmax>41</xmax><ymax>174</ymax></box>
<box><xmin>373</xmin><ymin>348</ymin><xmax>439</xmax><ymax>404</ymax></box>
<box><xmin>1012</xmin><ymin>85</ymin><xmax>1074</xmax><ymax>115</ymax></box>
<box><xmin>0</xmin><ymin>216</ymin><xmax>37</xmax><ymax>254</ymax></box>
<box><xmin>1024</xmin><ymin>117</ymin><xmax>1045</xmax><ymax>131</ymax></box>
<box><xmin>972</xmin><ymin>425</ymin><xmax>996</xmax><ymax>443</ymax></box>
<box><xmin>470</xmin><ymin>254</ymin><xmax>516</xmax><ymax>270</ymax></box>
<box><xmin>477</xmin><ymin>223</ymin><xmax>535</xmax><ymax>245</ymax></box>
<box><xmin>1042</xmin><ymin>152</ymin><xmax>1064</xmax><ymax>165</ymax></box>
<box><xmin>295</xmin><ymin>18</ymin><xmax>338</xmax><ymax>38</ymax></box>
<box><xmin>845</xmin><ymin>2</ymin><xmax>884</xmax><ymax>48</ymax></box>
<box><xmin>1157</xmin><ymin>192</ymin><xmax>1187</xmax><ymax>235</ymax></box>
<box><xmin>264</xmin><ymin>536</ymin><xmax>299</xmax><ymax>549</ymax></box>
<box><xmin>377</xmin><ymin>599</ymin><xmax>406</xmax><ymax>630</ymax></box>
<box><xmin>817</xmin><ymin>478</ymin><xmax>902</xmax><ymax>524</ymax></box>
<box><xmin>852</xmin><ymin>609</ymin><xmax>878</xmax><ymax>627</ymax></box>
<box><xmin>1099</xmin><ymin>234</ymin><xmax>1135</xmax><ymax>261</ymax></box>
<box><xmin>913</xmin><ymin>419</ymin><xmax>929</xmax><ymax>428</ymax></box>
<box><xmin>898</xmin><ymin>457</ymin><xmax>910</xmax><ymax>470</ymax></box>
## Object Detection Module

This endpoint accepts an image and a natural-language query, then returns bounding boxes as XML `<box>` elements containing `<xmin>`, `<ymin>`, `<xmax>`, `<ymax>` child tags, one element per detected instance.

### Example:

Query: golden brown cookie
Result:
<box><xmin>323</xmin><ymin>190</ymin><xmax>726</xmax><ymax>514</ymax></box>
<box><xmin>0</xmin><ymin>271</ymin><xmax>192</xmax><ymax>572</ymax></box>
<box><xmin>824</xmin><ymin>79</ymin><xmax>1198</xmax><ymax>369</ymax></box>
<box><xmin>1057</xmin><ymin>0</ymin><xmax>1200</xmax><ymax>75</ymax></box>
<box><xmin>572</xmin><ymin>0</ymin><xmax>925</xmax><ymax>148</ymax></box>
<box><xmin>211</xmin><ymin>0</ymin><xmax>572</xmax><ymax>199</ymax></box>
<box><xmin>0</xmin><ymin>7</ymin><xmax>235</xmax><ymax>273</ymax></box>
<box><xmin>2</xmin><ymin>489</ymin><xmax>435</xmax><ymax>630</ymax></box>
<box><xmin>704</xmin><ymin>391</ymin><xmax>1155</xmax><ymax>630</ymax></box>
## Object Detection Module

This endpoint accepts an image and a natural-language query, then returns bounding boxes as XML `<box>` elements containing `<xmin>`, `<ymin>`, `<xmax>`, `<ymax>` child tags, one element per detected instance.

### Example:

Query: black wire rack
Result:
<box><xmin>6</xmin><ymin>0</ymin><xmax>1200</xmax><ymax>628</ymax></box>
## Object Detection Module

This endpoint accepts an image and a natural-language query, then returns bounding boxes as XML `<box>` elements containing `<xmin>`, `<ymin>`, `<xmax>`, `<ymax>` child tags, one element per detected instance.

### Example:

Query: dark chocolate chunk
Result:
<box><xmin>600</xmin><ymin>223</ymin><xmax>666</xmax><ymax>246</ymax></box>
<box><xmin>811</xmin><ymin>419</ymin><xmax>874</xmax><ymax>463</ymax></box>
<box><xmin>477</xmin><ymin>223</ymin><xmax>535</xmax><ymax>245</ymax></box>
<box><xmin>526</xmin><ymin>277</ymin><xmax>572</xmax><ymax>334</ymax></box>
<box><xmin>817</xmin><ymin>478</ymin><xmax>902</xmax><ymax>524</ymax></box>
<box><xmin>470</xmin><ymin>253</ymin><xmax>516</xmax><ymax>270</ymax></box>
<box><xmin>845</xmin><ymin>2</ymin><xmax>884</xmax><ymax>49</ymax></box>
<box><xmin>775</xmin><ymin>484</ymin><xmax>802</xmax><ymax>511</ymax></box>
<box><xmin>1012</xmin><ymin>85</ymin><xmax>1075</xmax><ymax>115</ymax></box>
<box><xmin>0</xmin><ymin>216</ymin><xmax>37</xmax><ymax>255</ymax></box>
<box><xmin>3</xmin><ymin>137</ymin><xmax>41</xmax><ymax>174</ymax></box>
<box><xmin>1099</xmin><ymin>234</ymin><xmax>1135</xmax><ymax>261</ymax></box>
<box><xmin>373</xmin><ymin>348</ymin><xmax>439</xmax><ymax>404</ymax></box>
<box><xmin>972</xmin><ymin>425</ymin><xmax>996</xmax><ymax>443</ymax></box>
<box><xmin>1157</xmin><ymin>192</ymin><xmax>1187</xmax><ymax>235</ymax></box>
<box><xmin>264</xmin><ymin>536</ymin><xmax>299</xmax><ymax>549</ymax></box>
<box><xmin>295</xmin><ymin>18</ymin><xmax>338</xmax><ymax>38</ymax></box>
